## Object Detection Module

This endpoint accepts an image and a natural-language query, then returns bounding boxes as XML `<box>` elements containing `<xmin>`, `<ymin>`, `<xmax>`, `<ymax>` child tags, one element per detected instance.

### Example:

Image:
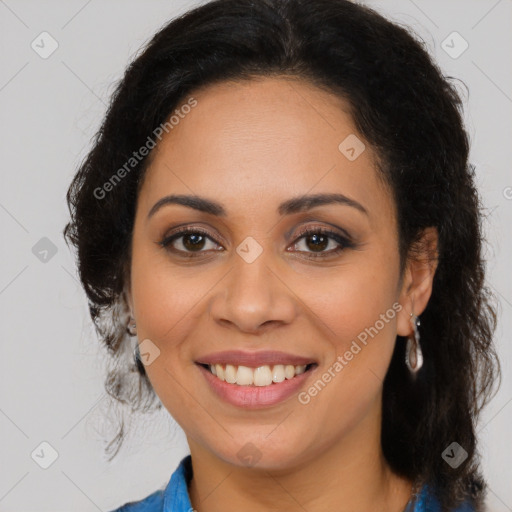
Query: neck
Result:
<box><xmin>187</xmin><ymin>401</ymin><xmax>414</xmax><ymax>512</ymax></box>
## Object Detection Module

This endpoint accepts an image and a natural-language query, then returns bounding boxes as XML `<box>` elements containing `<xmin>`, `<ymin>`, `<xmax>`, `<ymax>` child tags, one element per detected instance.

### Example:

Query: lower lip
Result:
<box><xmin>196</xmin><ymin>364</ymin><xmax>316</xmax><ymax>409</ymax></box>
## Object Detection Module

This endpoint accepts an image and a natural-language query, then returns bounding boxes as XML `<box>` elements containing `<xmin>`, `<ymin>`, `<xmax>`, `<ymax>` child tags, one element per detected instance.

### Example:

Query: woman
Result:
<box><xmin>63</xmin><ymin>0</ymin><xmax>500</xmax><ymax>510</ymax></box>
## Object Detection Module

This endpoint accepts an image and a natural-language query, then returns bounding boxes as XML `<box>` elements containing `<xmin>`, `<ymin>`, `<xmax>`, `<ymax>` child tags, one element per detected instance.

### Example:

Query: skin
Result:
<box><xmin>125</xmin><ymin>76</ymin><xmax>438</xmax><ymax>512</ymax></box>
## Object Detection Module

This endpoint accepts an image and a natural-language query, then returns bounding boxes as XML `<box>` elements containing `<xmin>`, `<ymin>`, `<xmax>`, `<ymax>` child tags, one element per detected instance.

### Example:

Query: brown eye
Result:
<box><xmin>290</xmin><ymin>227</ymin><xmax>354</xmax><ymax>258</ymax></box>
<box><xmin>181</xmin><ymin>233</ymin><xmax>207</xmax><ymax>251</ymax></box>
<box><xmin>159</xmin><ymin>228</ymin><xmax>222</xmax><ymax>256</ymax></box>
<box><xmin>302</xmin><ymin>232</ymin><xmax>330</xmax><ymax>252</ymax></box>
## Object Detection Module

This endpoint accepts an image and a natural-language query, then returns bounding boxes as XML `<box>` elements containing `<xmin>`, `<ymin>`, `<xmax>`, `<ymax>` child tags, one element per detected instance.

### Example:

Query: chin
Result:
<box><xmin>209</xmin><ymin>434</ymin><xmax>310</xmax><ymax>471</ymax></box>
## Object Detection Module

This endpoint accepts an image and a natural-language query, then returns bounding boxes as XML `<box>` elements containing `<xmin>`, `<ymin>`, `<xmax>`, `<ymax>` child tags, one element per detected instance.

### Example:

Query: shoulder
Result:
<box><xmin>108</xmin><ymin>455</ymin><xmax>193</xmax><ymax>512</ymax></box>
<box><xmin>416</xmin><ymin>483</ymin><xmax>477</xmax><ymax>512</ymax></box>
<box><xmin>109</xmin><ymin>489</ymin><xmax>164</xmax><ymax>511</ymax></box>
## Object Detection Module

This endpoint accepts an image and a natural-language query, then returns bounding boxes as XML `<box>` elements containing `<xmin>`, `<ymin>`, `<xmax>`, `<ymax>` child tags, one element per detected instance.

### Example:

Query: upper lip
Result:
<box><xmin>195</xmin><ymin>350</ymin><xmax>316</xmax><ymax>368</ymax></box>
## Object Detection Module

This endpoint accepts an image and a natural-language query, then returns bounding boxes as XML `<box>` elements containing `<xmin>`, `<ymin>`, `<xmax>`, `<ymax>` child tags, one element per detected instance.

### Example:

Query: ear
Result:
<box><xmin>396</xmin><ymin>227</ymin><xmax>439</xmax><ymax>337</ymax></box>
<box><xmin>124</xmin><ymin>287</ymin><xmax>134</xmax><ymax>315</ymax></box>
<box><xmin>122</xmin><ymin>261</ymin><xmax>134</xmax><ymax>316</ymax></box>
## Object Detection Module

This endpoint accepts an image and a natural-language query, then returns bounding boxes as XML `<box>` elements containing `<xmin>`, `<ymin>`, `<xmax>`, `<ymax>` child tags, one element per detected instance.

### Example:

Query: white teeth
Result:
<box><xmin>253</xmin><ymin>366</ymin><xmax>273</xmax><ymax>386</ymax></box>
<box><xmin>224</xmin><ymin>364</ymin><xmax>237</xmax><ymax>384</ymax></box>
<box><xmin>295</xmin><ymin>365</ymin><xmax>306</xmax><ymax>375</ymax></box>
<box><xmin>284</xmin><ymin>365</ymin><xmax>295</xmax><ymax>379</ymax></box>
<box><xmin>236</xmin><ymin>365</ymin><xmax>253</xmax><ymax>385</ymax></box>
<box><xmin>272</xmin><ymin>364</ymin><xmax>285</xmax><ymax>383</ymax></box>
<box><xmin>207</xmin><ymin>363</ymin><xmax>311</xmax><ymax>386</ymax></box>
<box><xmin>215</xmin><ymin>364</ymin><xmax>224</xmax><ymax>380</ymax></box>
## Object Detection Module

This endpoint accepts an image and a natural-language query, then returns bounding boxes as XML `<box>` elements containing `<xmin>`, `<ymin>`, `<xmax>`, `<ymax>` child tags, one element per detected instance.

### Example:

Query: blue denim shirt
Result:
<box><xmin>110</xmin><ymin>455</ymin><xmax>475</xmax><ymax>512</ymax></box>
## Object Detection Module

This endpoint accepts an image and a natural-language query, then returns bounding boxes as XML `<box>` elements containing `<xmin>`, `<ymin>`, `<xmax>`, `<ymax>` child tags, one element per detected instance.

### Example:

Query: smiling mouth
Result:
<box><xmin>197</xmin><ymin>362</ymin><xmax>318</xmax><ymax>387</ymax></box>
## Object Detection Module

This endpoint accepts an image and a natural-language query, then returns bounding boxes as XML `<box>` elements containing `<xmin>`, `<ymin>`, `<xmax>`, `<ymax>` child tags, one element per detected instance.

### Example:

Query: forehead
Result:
<box><xmin>139</xmin><ymin>77</ymin><xmax>393</xmax><ymax>226</ymax></box>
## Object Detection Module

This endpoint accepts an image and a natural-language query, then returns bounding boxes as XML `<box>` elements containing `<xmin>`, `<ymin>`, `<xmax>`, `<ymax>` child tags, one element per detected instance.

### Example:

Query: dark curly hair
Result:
<box><xmin>63</xmin><ymin>0</ymin><xmax>500</xmax><ymax>510</ymax></box>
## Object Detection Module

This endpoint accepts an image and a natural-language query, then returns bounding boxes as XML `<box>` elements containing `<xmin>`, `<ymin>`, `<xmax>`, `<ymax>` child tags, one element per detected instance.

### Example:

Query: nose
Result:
<box><xmin>208</xmin><ymin>249</ymin><xmax>297</xmax><ymax>334</ymax></box>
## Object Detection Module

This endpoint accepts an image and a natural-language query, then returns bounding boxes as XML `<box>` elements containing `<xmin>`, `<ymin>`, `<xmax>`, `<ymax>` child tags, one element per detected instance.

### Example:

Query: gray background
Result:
<box><xmin>0</xmin><ymin>1</ymin><xmax>510</xmax><ymax>510</ymax></box>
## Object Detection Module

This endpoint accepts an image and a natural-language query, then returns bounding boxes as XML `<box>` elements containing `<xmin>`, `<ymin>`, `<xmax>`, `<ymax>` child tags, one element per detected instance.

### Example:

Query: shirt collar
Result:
<box><xmin>161</xmin><ymin>455</ymin><xmax>472</xmax><ymax>512</ymax></box>
<box><xmin>163</xmin><ymin>454</ymin><xmax>194</xmax><ymax>511</ymax></box>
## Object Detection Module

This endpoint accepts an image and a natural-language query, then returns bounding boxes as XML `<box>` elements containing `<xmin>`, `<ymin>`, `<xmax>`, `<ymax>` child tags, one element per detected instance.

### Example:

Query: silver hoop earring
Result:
<box><xmin>405</xmin><ymin>313</ymin><xmax>423</xmax><ymax>374</ymax></box>
<box><xmin>127</xmin><ymin>318</ymin><xmax>137</xmax><ymax>337</ymax></box>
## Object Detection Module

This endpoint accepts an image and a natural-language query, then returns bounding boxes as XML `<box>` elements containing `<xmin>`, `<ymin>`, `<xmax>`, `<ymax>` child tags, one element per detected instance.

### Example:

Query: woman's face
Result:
<box><xmin>128</xmin><ymin>77</ymin><xmax>412</xmax><ymax>470</ymax></box>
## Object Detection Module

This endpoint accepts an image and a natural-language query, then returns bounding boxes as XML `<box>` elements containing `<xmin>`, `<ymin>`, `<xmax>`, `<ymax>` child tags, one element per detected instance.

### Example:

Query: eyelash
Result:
<box><xmin>158</xmin><ymin>226</ymin><xmax>355</xmax><ymax>260</ymax></box>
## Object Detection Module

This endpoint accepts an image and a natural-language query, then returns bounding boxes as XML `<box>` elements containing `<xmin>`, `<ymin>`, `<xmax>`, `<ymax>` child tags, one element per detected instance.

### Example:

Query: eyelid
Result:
<box><xmin>288</xmin><ymin>225</ymin><xmax>355</xmax><ymax>257</ymax></box>
<box><xmin>293</xmin><ymin>222</ymin><xmax>353</xmax><ymax>242</ymax></box>
<box><xmin>158</xmin><ymin>223</ymin><xmax>355</xmax><ymax>256</ymax></box>
<box><xmin>160</xmin><ymin>224</ymin><xmax>225</xmax><ymax>245</ymax></box>
<box><xmin>159</xmin><ymin>226</ymin><xmax>222</xmax><ymax>252</ymax></box>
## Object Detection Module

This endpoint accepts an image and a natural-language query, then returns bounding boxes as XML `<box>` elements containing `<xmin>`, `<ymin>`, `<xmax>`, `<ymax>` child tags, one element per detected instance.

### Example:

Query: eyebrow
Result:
<box><xmin>147</xmin><ymin>192</ymin><xmax>368</xmax><ymax>219</ymax></box>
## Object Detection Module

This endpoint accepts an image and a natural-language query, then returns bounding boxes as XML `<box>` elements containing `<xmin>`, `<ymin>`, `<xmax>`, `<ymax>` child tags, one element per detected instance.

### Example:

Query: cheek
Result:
<box><xmin>130</xmin><ymin>240</ymin><xmax>212</xmax><ymax>342</ymax></box>
<box><xmin>309</xmin><ymin>259</ymin><xmax>399</xmax><ymax>352</ymax></box>
<box><xmin>301</xmin><ymin>260</ymin><xmax>400</xmax><ymax>414</ymax></box>
<box><xmin>129</xmin><ymin>249</ymin><xmax>208</xmax><ymax>425</ymax></box>
<box><xmin>128</xmin><ymin>243</ymin><xmax>209</xmax><ymax>396</ymax></box>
